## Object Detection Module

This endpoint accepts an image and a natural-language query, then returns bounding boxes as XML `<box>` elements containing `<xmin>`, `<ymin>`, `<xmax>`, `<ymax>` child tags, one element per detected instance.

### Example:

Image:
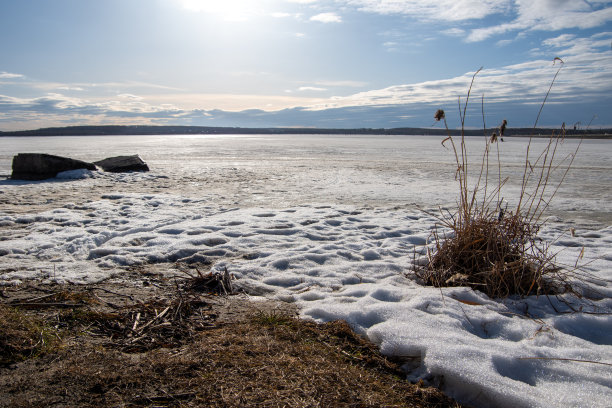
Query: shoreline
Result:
<box><xmin>1</xmin><ymin>124</ymin><xmax>610</xmax><ymax>139</ymax></box>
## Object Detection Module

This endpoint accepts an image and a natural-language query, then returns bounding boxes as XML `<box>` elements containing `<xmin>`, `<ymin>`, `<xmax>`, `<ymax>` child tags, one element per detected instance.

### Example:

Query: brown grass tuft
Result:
<box><xmin>415</xmin><ymin>209</ymin><xmax>562</xmax><ymax>298</ymax></box>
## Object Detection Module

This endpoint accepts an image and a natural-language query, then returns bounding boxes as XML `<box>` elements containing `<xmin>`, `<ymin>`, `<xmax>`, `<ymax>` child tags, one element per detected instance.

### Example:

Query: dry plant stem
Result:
<box><xmin>528</xmin><ymin>137</ymin><xmax>581</xmax><ymax>225</ymax></box>
<box><xmin>517</xmin><ymin>357</ymin><xmax>612</xmax><ymax>367</ymax></box>
<box><xmin>480</xmin><ymin>95</ymin><xmax>490</xmax><ymax>209</ymax></box>
<box><xmin>444</xmin><ymin>67</ymin><xmax>482</xmax><ymax>226</ymax></box>
<box><xmin>460</xmin><ymin>68</ymin><xmax>482</xmax><ymax>222</ymax></box>
<box><xmin>517</xmin><ymin>63</ymin><xmax>564</xmax><ymax>216</ymax></box>
<box><xmin>525</xmin><ymin>129</ymin><xmax>569</xmax><ymax>221</ymax></box>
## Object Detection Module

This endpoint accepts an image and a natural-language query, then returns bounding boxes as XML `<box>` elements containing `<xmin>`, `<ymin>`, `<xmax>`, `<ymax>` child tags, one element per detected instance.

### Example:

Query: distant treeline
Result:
<box><xmin>1</xmin><ymin>125</ymin><xmax>610</xmax><ymax>138</ymax></box>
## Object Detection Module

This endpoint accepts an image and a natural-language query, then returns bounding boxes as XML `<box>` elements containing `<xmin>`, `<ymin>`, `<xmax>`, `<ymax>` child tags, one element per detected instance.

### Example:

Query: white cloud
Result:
<box><xmin>298</xmin><ymin>86</ymin><xmax>328</xmax><ymax>91</ymax></box>
<box><xmin>23</xmin><ymin>80</ymin><xmax>183</xmax><ymax>95</ymax></box>
<box><xmin>542</xmin><ymin>32</ymin><xmax>612</xmax><ymax>57</ymax></box>
<box><xmin>310</xmin><ymin>12</ymin><xmax>342</xmax><ymax>23</ymax></box>
<box><xmin>466</xmin><ymin>0</ymin><xmax>612</xmax><ymax>42</ymax></box>
<box><xmin>0</xmin><ymin>72</ymin><xmax>24</xmax><ymax>79</ymax></box>
<box><xmin>336</xmin><ymin>1</ymin><xmax>612</xmax><ymax>42</ymax></box>
<box><xmin>442</xmin><ymin>28</ymin><xmax>466</xmax><ymax>37</ymax></box>
<box><xmin>57</xmin><ymin>86</ymin><xmax>85</xmax><ymax>91</ymax></box>
<box><xmin>496</xmin><ymin>39</ymin><xmax>513</xmax><ymax>47</ymax></box>
<box><xmin>343</xmin><ymin>0</ymin><xmax>511</xmax><ymax>21</ymax></box>
<box><xmin>315</xmin><ymin>80</ymin><xmax>368</xmax><ymax>87</ymax></box>
<box><xmin>306</xmin><ymin>34</ymin><xmax>612</xmax><ymax>111</ymax></box>
<box><xmin>94</xmin><ymin>81</ymin><xmax>184</xmax><ymax>92</ymax></box>
<box><xmin>118</xmin><ymin>93</ymin><xmax>144</xmax><ymax>101</ymax></box>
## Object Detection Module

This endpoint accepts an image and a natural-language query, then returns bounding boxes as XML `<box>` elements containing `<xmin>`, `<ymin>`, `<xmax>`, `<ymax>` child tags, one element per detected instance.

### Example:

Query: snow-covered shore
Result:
<box><xmin>1</xmin><ymin>135</ymin><xmax>611</xmax><ymax>407</ymax></box>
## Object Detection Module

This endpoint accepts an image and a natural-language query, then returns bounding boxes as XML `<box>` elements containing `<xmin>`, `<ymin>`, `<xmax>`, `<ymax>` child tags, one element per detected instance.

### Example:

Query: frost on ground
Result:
<box><xmin>1</xmin><ymin>180</ymin><xmax>611</xmax><ymax>408</ymax></box>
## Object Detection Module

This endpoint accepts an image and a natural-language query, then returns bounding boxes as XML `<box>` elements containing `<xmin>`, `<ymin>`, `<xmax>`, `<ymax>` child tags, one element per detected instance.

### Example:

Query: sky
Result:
<box><xmin>0</xmin><ymin>0</ymin><xmax>611</xmax><ymax>131</ymax></box>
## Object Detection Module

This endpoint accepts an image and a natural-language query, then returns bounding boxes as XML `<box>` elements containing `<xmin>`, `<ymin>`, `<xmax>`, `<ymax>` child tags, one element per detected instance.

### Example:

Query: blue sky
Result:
<box><xmin>1</xmin><ymin>0</ymin><xmax>611</xmax><ymax>131</ymax></box>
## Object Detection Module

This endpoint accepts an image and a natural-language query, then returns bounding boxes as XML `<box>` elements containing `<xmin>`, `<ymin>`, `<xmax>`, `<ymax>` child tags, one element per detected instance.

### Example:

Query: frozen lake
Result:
<box><xmin>1</xmin><ymin>134</ymin><xmax>611</xmax><ymax>407</ymax></box>
<box><xmin>1</xmin><ymin>134</ymin><xmax>610</xmax><ymax>225</ymax></box>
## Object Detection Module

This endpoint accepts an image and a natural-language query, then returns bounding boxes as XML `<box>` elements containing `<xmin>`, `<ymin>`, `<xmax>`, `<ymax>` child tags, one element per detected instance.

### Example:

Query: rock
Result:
<box><xmin>11</xmin><ymin>153</ymin><xmax>97</xmax><ymax>180</ymax></box>
<box><xmin>94</xmin><ymin>155</ymin><xmax>149</xmax><ymax>173</ymax></box>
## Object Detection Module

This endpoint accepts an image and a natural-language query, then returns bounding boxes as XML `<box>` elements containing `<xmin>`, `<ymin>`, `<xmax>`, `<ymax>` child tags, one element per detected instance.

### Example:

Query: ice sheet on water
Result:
<box><xmin>1</xmin><ymin>190</ymin><xmax>611</xmax><ymax>407</ymax></box>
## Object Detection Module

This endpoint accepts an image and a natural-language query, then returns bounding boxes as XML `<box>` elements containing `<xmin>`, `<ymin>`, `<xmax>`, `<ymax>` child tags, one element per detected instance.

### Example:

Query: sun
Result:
<box><xmin>178</xmin><ymin>0</ymin><xmax>259</xmax><ymax>21</ymax></box>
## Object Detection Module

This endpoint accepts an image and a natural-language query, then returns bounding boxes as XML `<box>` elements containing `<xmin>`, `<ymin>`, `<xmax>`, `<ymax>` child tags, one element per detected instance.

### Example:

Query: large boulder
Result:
<box><xmin>11</xmin><ymin>153</ymin><xmax>97</xmax><ymax>180</ymax></box>
<box><xmin>94</xmin><ymin>155</ymin><xmax>149</xmax><ymax>173</ymax></box>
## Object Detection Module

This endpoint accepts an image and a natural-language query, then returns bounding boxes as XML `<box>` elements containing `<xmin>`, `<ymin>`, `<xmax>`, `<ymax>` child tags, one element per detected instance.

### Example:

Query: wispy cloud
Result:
<box><xmin>0</xmin><ymin>72</ymin><xmax>24</xmax><ymax>80</ymax></box>
<box><xmin>466</xmin><ymin>1</ymin><xmax>612</xmax><ymax>42</ymax></box>
<box><xmin>343</xmin><ymin>0</ymin><xmax>511</xmax><ymax>21</ymax></box>
<box><xmin>383</xmin><ymin>41</ymin><xmax>398</xmax><ymax>51</ymax></box>
<box><xmin>298</xmin><ymin>86</ymin><xmax>327</xmax><ymax>91</ymax></box>
<box><xmin>57</xmin><ymin>86</ymin><xmax>85</xmax><ymax>91</ymax></box>
<box><xmin>310</xmin><ymin>12</ymin><xmax>342</xmax><ymax>23</ymax></box>
<box><xmin>307</xmin><ymin>32</ymin><xmax>612</xmax><ymax>113</ymax></box>
<box><xmin>117</xmin><ymin>93</ymin><xmax>144</xmax><ymax>101</ymax></box>
<box><xmin>28</xmin><ymin>80</ymin><xmax>184</xmax><ymax>93</ymax></box>
<box><xmin>315</xmin><ymin>80</ymin><xmax>368</xmax><ymax>87</ymax></box>
<box><xmin>338</xmin><ymin>1</ymin><xmax>612</xmax><ymax>42</ymax></box>
<box><xmin>1</xmin><ymin>32</ymin><xmax>610</xmax><ymax>130</ymax></box>
<box><xmin>542</xmin><ymin>32</ymin><xmax>612</xmax><ymax>56</ymax></box>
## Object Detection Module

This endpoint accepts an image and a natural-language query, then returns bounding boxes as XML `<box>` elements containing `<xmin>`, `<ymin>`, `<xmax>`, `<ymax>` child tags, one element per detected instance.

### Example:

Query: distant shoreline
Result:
<box><xmin>1</xmin><ymin>125</ymin><xmax>610</xmax><ymax>139</ymax></box>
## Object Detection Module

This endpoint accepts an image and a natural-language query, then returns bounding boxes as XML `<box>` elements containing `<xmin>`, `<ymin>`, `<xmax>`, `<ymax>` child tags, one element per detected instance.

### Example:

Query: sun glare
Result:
<box><xmin>178</xmin><ymin>0</ymin><xmax>259</xmax><ymax>21</ymax></box>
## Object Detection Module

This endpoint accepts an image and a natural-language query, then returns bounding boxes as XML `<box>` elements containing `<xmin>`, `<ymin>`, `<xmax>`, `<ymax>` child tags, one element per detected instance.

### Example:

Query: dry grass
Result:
<box><xmin>0</xmin><ymin>303</ymin><xmax>59</xmax><ymax>365</ymax></box>
<box><xmin>0</xmin><ymin>282</ymin><xmax>463</xmax><ymax>408</ymax></box>
<box><xmin>414</xmin><ymin>62</ymin><xmax>583</xmax><ymax>300</ymax></box>
<box><xmin>416</xmin><ymin>209</ymin><xmax>563</xmax><ymax>298</ymax></box>
<box><xmin>1</xmin><ymin>317</ymin><xmax>454</xmax><ymax>407</ymax></box>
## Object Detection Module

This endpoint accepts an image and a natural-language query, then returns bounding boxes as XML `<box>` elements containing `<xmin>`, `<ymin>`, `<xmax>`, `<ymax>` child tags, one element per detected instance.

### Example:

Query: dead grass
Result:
<box><xmin>0</xmin><ymin>303</ymin><xmax>59</xmax><ymax>365</ymax></box>
<box><xmin>0</xmin><ymin>281</ymin><xmax>462</xmax><ymax>408</ymax></box>
<box><xmin>416</xmin><ymin>210</ymin><xmax>563</xmax><ymax>298</ymax></box>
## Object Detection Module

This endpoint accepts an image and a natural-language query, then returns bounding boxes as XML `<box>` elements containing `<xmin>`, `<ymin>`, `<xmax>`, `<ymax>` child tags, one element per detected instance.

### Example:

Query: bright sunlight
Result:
<box><xmin>178</xmin><ymin>0</ymin><xmax>262</xmax><ymax>21</ymax></box>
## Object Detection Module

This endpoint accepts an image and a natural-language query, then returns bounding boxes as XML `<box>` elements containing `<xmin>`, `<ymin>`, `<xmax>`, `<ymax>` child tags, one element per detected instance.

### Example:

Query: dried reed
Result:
<box><xmin>414</xmin><ymin>61</ymin><xmax>583</xmax><ymax>299</ymax></box>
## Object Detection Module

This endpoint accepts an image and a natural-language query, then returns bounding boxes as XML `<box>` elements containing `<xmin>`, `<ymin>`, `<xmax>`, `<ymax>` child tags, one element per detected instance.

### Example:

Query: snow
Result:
<box><xmin>0</xmin><ymin>134</ymin><xmax>611</xmax><ymax>407</ymax></box>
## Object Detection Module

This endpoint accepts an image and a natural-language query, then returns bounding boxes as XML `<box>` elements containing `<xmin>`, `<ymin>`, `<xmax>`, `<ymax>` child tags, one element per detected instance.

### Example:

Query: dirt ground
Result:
<box><xmin>0</xmin><ymin>267</ymin><xmax>463</xmax><ymax>408</ymax></box>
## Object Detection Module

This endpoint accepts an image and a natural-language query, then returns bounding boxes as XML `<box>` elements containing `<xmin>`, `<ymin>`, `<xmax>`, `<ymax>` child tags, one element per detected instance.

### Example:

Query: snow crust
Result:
<box><xmin>1</xmin><ymin>135</ymin><xmax>611</xmax><ymax>407</ymax></box>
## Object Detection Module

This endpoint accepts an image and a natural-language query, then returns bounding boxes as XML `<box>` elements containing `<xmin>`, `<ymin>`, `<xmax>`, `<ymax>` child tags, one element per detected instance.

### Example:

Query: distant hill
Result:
<box><xmin>1</xmin><ymin>125</ymin><xmax>610</xmax><ymax>138</ymax></box>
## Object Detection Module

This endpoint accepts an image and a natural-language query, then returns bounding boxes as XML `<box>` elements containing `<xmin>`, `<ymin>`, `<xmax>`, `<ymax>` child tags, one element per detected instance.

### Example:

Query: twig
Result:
<box><xmin>132</xmin><ymin>312</ymin><xmax>141</xmax><ymax>331</ymax></box>
<box><xmin>92</xmin><ymin>293</ymin><xmax>121</xmax><ymax>309</ymax></box>
<box><xmin>8</xmin><ymin>302</ymin><xmax>82</xmax><ymax>309</ymax></box>
<box><xmin>91</xmin><ymin>287</ymin><xmax>135</xmax><ymax>301</ymax></box>
<box><xmin>19</xmin><ymin>293</ymin><xmax>56</xmax><ymax>303</ymax></box>
<box><xmin>136</xmin><ymin>306</ymin><xmax>171</xmax><ymax>333</ymax></box>
<box><xmin>517</xmin><ymin>357</ymin><xmax>612</xmax><ymax>367</ymax></box>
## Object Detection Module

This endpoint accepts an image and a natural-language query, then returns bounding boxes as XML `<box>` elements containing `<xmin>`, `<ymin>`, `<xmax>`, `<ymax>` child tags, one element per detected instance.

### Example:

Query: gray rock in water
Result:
<box><xmin>11</xmin><ymin>153</ymin><xmax>97</xmax><ymax>180</ymax></box>
<box><xmin>94</xmin><ymin>155</ymin><xmax>149</xmax><ymax>173</ymax></box>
